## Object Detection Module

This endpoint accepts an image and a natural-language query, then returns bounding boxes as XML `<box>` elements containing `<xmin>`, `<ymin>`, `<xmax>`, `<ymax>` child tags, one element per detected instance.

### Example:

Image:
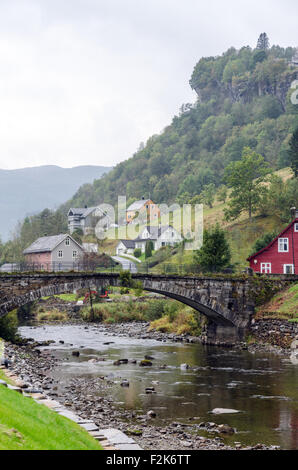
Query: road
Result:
<box><xmin>111</xmin><ymin>256</ymin><xmax>137</xmax><ymax>273</ymax></box>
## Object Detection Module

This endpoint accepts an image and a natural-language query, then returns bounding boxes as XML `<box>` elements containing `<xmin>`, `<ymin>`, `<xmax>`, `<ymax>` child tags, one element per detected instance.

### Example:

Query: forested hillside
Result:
<box><xmin>63</xmin><ymin>42</ymin><xmax>298</xmax><ymax>208</ymax></box>
<box><xmin>1</xmin><ymin>37</ymin><xmax>298</xmax><ymax>263</ymax></box>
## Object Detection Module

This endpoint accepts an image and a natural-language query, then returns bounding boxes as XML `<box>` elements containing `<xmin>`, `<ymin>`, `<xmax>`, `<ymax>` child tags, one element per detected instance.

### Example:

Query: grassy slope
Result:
<box><xmin>256</xmin><ymin>283</ymin><xmax>298</xmax><ymax>321</ymax></box>
<box><xmin>0</xmin><ymin>338</ymin><xmax>102</xmax><ymax>450</ymax></box>
<box><xmin>0</xmin><ymin>383</ymin><xmax>103</xmax><ymax>450</ymax></box>
<box><xmin>147</xmin><ymin>168</ymin><xmax>292</xmax><ymax>270</ymax></box>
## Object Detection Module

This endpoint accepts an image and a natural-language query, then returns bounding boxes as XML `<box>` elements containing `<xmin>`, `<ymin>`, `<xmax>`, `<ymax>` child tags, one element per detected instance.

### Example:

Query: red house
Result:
<box><xmin>247</xmin><ymin>210</ymin><xmax>298</xmax><ymax>275</ymax></box>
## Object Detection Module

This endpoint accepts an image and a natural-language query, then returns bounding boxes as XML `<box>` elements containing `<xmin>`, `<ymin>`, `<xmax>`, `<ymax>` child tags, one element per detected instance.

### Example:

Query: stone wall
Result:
<box><xmin>251</xmin><ymin>319</ymin><xmax>298</xmax><ymax>348</ymax></box>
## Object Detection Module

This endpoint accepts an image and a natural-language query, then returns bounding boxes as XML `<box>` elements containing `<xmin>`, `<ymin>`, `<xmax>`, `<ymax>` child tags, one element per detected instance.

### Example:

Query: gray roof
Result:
<box><xmin>118</xmin><ymin>239</ymin><xmax>136</xmax><ymax>249</ymax></box>
<box><xmin>68</xmin><ymin>207</ymin><xmax>97</xmax><ymax>218</ymax></box>
<box><xmin>23</xmin><ymin>234</ymin><xmax>82</xmax><ymax>254</ymax></box>
<box><xmin>127</xmin><ymin>199</ymin><xmax>151</xmax><ymax>212</ymax></box>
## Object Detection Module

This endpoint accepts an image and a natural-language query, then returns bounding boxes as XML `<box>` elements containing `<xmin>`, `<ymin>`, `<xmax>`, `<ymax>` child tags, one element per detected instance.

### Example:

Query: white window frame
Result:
<box><xmin>283</xmin><ymin>264</ymin><xmax>294</xmax><ymax>274</ymax></box>
<box><xmin>261</xmin><ymin>263</ymin><xmax>271</xmax><ymax>274</ymax></box>
<box><xmin>65</xmin><ymin>238</ymin><xmax>70</xmax><ymax>246</ymax></box>
<box><xmin>72</xmin><ymin>250</ymin><xmax>78</xmax><ymax>259</ymax></box>
<box><xmin>58</xmin><ymin>250</ymin><xmax>63</xmax><ymax>258</ymax></box>
<box><xmin>295</xmin><ymin>223</ymin><xmax>298</xmax><ymax>232</ymax></box>
<box><xmin>278</xmin><ymin>238</ymin><xmax>289</xmax><ymax>253</ymax></box>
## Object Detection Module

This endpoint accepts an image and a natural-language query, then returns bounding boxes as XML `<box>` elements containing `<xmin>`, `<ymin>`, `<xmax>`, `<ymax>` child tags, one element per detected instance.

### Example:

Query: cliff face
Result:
<box><xmin>190</xmin><ymin>47</ymin><xmax>298</xmax><ymax>110</ymax></box>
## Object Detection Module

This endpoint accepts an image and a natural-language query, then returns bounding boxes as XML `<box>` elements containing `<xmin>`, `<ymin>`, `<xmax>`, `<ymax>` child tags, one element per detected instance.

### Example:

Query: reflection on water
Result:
<box><xmin>19</xmin><ymin>324</ymin><xmax>298</xmax><ymax>449</ymax></box>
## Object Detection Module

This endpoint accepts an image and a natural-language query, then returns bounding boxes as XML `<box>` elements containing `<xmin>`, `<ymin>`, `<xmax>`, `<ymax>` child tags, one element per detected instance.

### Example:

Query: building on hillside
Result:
<box><xmin>247</xmin><ymin>209</ymin><xmax>298</xmax><ymax>274</ymax></box>
<box><xmin>115</xmin><ymin>225</ymin><xmax>183</xmax><ymax>256</ymax></box>
<box><xmin>23</xmin><ymin>234</ymin><xmax>84</xmax><ymax>271</ymax></box>
<box><xmin>68</xmin><ymin>206</ymin><xmax>109</xmax><ymax>235</ymax></box>
<box><xmin>126</xmin><ymin>198</ymin><xmax>160</xmax><ymax>224</ymax></box>
<box><xmin>115</xmin><ymin>240</ymin><xmax>136</xmax><ymax>256</ymax></box>
<box><xmin>134</xmin><ymin>225</ymin><xmax>183</xmax><ymax>253</ymax></box>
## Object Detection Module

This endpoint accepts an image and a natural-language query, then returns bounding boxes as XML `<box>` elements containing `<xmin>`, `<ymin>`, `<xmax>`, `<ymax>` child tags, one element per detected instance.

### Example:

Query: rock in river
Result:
<box><xmin>211</xmin><ymin>408</ymin><xmax>240</xmax><ymax>414</ymax></box>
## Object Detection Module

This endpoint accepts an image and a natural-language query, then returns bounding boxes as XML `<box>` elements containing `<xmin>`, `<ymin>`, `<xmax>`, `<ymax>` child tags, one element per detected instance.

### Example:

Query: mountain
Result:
<box><xmin>0</xmin><ymin>165</ymin><xmax>112</xmax><ymax>240</ymax></box>
<box><xmin>1</xmin><ymin>39</ymin><xmax>298</xmax><ymax>262</ymax></box>
<box><xmin>62</xmin><ymin>44</ymin><xmax>298</xmax><ymax>210</ymax></box>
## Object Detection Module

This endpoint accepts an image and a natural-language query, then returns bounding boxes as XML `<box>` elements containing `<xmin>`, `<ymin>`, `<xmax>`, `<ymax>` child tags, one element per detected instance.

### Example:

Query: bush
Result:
<box><xmin>0</xmin><ymin>310</ymin><xmax>19</xmax><ymax>342</ymax></box>
<box><xmin>133</xmin><ymin>248</ymin><xmax>142</xmax><ymax>258</ymax></box>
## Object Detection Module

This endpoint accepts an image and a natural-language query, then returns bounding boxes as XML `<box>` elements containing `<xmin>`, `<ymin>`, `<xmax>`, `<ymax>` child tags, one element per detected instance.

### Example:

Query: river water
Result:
<box><xmin>19</xmin><ymin>324</ymin><xmax>298</xmax><ymax>449</ymax></box>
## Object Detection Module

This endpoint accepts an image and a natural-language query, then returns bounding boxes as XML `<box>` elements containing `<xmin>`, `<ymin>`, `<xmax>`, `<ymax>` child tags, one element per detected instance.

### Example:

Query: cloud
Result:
<box><xmin>0</xmin><ymin>0</ymin><xmax>297</xmax><ymax>169</ymax></box>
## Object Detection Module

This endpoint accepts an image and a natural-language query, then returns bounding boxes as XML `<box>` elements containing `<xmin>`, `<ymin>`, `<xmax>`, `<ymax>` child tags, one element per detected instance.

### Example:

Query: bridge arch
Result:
<box><xmin>0</xmin><ymin>272</ymin><xmax>257</xmax><ymax>344</ymax></box>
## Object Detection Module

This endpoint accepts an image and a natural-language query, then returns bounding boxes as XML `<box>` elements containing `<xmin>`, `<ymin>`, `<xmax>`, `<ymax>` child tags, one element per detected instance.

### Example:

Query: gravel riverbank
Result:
<box><xmin>2</xmin><ymin>321</ymin><xmax>286</xmax><ymax>450</ymax></box>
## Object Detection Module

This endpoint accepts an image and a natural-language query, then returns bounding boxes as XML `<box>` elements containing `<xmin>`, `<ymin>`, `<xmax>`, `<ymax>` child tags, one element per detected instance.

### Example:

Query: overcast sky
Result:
<box><xmin>0</xmin><ymin>0</ymin><xmax>297</xmax><ymax>170</ymax></box>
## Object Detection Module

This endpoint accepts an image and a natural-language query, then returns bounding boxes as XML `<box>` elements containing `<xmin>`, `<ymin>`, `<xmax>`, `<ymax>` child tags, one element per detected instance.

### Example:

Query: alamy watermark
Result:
<box><xmin>92</xmin><ymin>197</ymin><xmax>203</xmax><ymax>251</ymax></box>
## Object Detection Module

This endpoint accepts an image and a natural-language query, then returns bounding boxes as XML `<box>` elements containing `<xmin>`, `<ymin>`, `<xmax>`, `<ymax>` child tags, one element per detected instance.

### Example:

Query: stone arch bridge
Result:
<box><xmin>0</xmin><ymin>273</ymin><xmax>294</xmax><ymax>345</ymax></box>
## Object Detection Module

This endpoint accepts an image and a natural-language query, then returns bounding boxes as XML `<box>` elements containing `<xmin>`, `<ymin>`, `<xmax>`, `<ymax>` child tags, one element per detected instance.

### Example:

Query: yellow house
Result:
<box><xmin>126</xmin><ymin>198</ymin><xmax>160</xmax><ymax>224</ymax></box>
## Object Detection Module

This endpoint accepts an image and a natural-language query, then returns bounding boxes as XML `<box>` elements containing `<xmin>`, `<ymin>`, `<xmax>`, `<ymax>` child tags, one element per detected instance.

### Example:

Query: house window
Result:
<box><xmin>284</xmin><ymin>264</ymin><xmax>294</xmax><ymax>274</ymax></box>
<box><xmin>261</xmin><ymin>263</ymin><xmax>271</xmax><ymax>274</ymax></box>
<box><xmin>278</xmin><ymin>238</ymin><xmax>289</xmax><ymax>252</ymax></box>
<box><xmin>65</xmin><ymin>238</ymin><xmax>70</xmax><ymax>246</ymax></box>
<box><xmin>58</xmin><ymin>250</ymin><xmax>63</xmax><ymax>258</ymax></box>
<box><xmin>295</xmin><ymin>223</ymin><xmax>298</xmax><ymax>232</ymax></box>
<box><xmin>72</xmin><ymin>250</ymin><xmax>78</xmax><ymax>259</ymax></box>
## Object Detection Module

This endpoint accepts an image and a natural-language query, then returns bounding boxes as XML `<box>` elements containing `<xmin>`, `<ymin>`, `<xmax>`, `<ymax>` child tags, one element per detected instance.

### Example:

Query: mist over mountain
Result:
<box><xmin>0</xmin><ymin>165</ymin><xmax>112</xmax><ymax>240</ymax></box>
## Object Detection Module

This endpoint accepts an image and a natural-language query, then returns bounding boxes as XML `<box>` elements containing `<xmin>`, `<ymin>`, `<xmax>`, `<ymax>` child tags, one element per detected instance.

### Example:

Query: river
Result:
<box><xmin>18</xmin><ymin>323</ymin><xmax>298</xmax><ymax>450</ymax></box>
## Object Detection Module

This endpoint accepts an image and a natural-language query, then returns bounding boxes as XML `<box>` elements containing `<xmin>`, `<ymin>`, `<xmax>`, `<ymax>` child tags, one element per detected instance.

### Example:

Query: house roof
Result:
<box><xmin>134</xmin><ymin>225</ymin><xmax>174</xmax><ymax>241</ymax></box>
<box><xmin>247</xmin><ymin>218</ymin><xmax>298</xmax><ymax>261</ymax></box>
<box><xmin>23</xmin><ymin>234</ymin><xmax>83</xmax><ymax>255</ymax></box>
<box><xmin>126</xmin><ymin>199</ymin><xmax>151</xmax><ymax>212</ymax></box>
<box><xmin>118</xmin><ymin>239</ymin><xmax>136</xmax><ymax>249</ymax></box>
<box><xmin>68</xmin><ymin>207</ymin><xmax>97</xmax><ymax>218</ymax></box>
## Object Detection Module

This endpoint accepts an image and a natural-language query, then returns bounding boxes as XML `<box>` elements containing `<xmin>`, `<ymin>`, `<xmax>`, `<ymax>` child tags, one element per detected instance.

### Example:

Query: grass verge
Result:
<box><xmin>0</xmin><ymin>381</ymin><xmax>103</xmax><ymax>450</ymax></box>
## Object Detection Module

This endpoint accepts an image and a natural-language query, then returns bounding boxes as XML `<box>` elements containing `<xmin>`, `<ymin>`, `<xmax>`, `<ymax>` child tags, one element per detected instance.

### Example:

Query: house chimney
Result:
<box><xmin>291</xmin><ymin>207</ymin><xmax>297</xmax><ymax>220</ymax></box>
<box><xmin>85</xmin><ymin>205</ymin><xmax>88</xmax><ymax>209</ymax></box>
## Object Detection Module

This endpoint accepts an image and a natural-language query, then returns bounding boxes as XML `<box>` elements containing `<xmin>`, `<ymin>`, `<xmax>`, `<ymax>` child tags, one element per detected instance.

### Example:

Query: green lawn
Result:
<box><xmin>0</xmin><ymin>382</ymin><xmax>102</xmax><ymax>450</ymax></box>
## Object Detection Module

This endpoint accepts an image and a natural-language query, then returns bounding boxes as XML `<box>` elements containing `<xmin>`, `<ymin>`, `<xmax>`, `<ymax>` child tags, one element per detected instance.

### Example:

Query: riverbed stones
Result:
<box><xmin>72</xmin><ymin>351</ymin><xmax>80</xmax><ymax>357</ymax></box>
<box><xmin>139</xmin><ymin>360</ymin><xmax>152</xmax><ymax>367</ymax></box>
<box><xmin>121</xmin><ymin>381</ymin><xmax>130</xmax><ymax>387</ymax></box>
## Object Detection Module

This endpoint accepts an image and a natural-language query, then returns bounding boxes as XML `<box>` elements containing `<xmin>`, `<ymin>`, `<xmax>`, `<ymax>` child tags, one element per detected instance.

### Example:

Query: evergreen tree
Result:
<box><xmin>289</xmin><ymin>127</ymin><xmax>298</xmax><ymax>177</ymax></box>
<box><xmin>250</xmin><ymin>231</ymin><xmax>278</xmax><ymax>255</ymax></box>
<box><xmin>257</xmin><ymin>33</ymin><xmax>270</xmax><ymax>50</ymax></box>
<box><xmin>145</xmin><ymin>240</ymin><xmax>154</xmax><ymax>259</ymax></box>
<box><xmin>194</xmin><ymin>224</ymin><xmax>231</xmax><ymax>273</ymax></box>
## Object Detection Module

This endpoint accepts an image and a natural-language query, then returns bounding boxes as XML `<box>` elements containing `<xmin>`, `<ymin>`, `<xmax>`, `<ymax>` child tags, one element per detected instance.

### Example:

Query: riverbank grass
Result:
<box><xmin>0</xmin><ymin>382</ymin><xmax>103</xmax><ymax>450</ymax></box>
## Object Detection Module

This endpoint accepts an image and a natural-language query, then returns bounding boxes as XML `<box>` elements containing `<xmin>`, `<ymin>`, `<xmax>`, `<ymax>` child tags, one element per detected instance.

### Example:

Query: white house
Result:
<box><xmin>155</xmin><ymin>225</ymin><xmax>183</xmax><ymax>250</ymax></box>
<box><xmin>116</xmin><ymin>240</ymin><xmax>136</xmax><ymax>256</ymax></box>
<box><xmin>116</xmin><ymin>225</ymin><xmax>183</xmax><ymax>256</ymax></box>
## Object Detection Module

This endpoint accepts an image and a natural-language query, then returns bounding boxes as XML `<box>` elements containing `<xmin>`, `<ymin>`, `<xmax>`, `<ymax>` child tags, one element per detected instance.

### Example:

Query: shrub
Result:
<box><xmin>134</xmin><ymin>248</ymin><xmax>142</xmax><ymax>258</ymax></box>
<box><xmin>0</xmin><ymin>310</ymin><xmax>19</xmax><ymax>342</ymax></box>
